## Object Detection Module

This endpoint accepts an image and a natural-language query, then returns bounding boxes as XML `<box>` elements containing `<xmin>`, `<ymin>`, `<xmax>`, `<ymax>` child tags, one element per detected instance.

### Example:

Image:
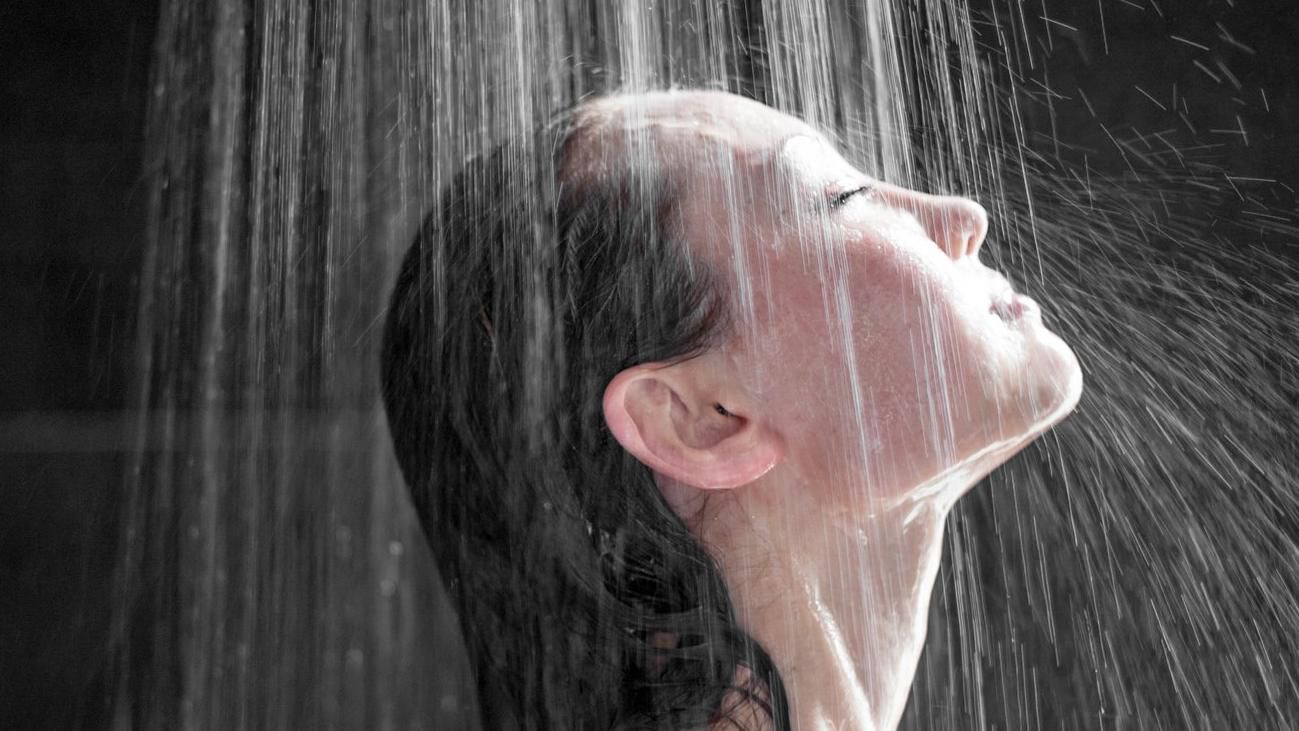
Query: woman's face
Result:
<box><xmin>583</xmin><ymin>92</ymin><xmax>1082</xmax><ymax>510</ymax></box>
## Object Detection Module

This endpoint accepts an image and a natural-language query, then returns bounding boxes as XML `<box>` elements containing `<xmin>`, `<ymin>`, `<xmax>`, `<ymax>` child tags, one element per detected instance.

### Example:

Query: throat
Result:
<box><xmin>702</xmin><ymin>497</ymin><xmax>950</xmax><ymax>731</ymax></box>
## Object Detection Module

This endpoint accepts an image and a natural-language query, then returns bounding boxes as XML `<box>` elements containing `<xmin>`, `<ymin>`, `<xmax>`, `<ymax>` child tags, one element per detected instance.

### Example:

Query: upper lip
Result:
<box><xmin>985</xmin><ymin>270</ymin><xmax>1016</xmax><ymax>302</ymax></box>
<box><xmin>958</xmin><ymin>260</ymin><xmax>1019</xmax><ymax>309</ymax></box>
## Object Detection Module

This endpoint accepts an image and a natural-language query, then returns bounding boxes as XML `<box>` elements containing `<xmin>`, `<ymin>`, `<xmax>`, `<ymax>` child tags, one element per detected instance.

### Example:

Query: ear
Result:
<box><xmin>602</xmin><ymin>362</ymin><xmax>785</xmax><ymax>490</ymax></box>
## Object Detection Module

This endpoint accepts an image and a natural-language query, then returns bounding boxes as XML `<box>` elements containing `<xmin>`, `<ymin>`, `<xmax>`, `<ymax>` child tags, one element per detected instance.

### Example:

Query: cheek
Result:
<box><xmin>862</xmin><ymin>260</ymin><xmax>1075</xmax><ymax>449</ymax></box>
<box><xmin>844</xmin><ymin>248</ymin><xmax>1017</xmax><ymax>443</ymax></box>
<box><xmin>845</xmin><ymin>246</ymin><xmax>980</xmax><ymax>373</ymax></box>
<box><xmin>754</xmin><ymin>226</ymin><xmax>1081</xmax><ymax>495</ymax></box>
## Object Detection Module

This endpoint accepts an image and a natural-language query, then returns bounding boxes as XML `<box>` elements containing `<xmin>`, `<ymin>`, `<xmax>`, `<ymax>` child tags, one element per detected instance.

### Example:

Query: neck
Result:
<box><xmin>696</xmin><ymin>487</ymin><xmax>952</xmax><ymax>731</ymax></box>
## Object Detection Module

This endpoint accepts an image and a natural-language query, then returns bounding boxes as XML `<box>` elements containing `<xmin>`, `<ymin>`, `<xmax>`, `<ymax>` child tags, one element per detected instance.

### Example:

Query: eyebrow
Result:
<box><xmin>766</xmin><ymin>132</ymin><xmax>869</xmax><ymax>211</ymax></box>
<box><xmin>809</xmin><ymin>125</ymin><xmax>843</xmax><ymax>148</ymax></box>
<box><xmin>776</xmin><ymin>129</ymin><xmax>835</xmax><ymax>150</ymax></box>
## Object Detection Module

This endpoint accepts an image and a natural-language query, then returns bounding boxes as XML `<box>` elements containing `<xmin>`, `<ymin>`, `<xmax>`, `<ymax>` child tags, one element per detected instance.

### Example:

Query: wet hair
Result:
<box><xmin>380</xmin><ymin>105</ymin><xmax>790</xmax><ymax>729</ymax></box>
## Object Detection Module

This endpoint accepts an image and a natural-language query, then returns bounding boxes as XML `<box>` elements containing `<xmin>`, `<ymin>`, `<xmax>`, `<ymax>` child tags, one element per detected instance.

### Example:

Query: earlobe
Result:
<box><xmin>602</xmin><ymin>364</ymin><xmax>785</xmax><ymax>490</ymax></box>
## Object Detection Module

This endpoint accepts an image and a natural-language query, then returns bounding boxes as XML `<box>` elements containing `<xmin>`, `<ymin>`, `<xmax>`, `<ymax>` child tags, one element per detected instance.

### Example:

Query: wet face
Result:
<box><xmin>583</xmin><ymin>92</ymin><xmax>1082</xmax><ymax>512</ymax></box>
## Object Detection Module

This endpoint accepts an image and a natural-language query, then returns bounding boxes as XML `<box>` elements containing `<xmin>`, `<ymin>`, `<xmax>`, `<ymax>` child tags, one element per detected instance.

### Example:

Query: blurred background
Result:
<box><xmin>2</xmin><ymin>0</ymin><xmax>1295</xmax><ymax>727</ymax></box>
<box><xmin>2</xmin><ymin>1</ymin><xmax>155</xmax><ymax>726</ymax></box>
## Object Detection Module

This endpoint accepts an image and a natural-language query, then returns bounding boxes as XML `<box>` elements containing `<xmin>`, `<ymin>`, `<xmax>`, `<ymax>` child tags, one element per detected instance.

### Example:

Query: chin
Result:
<box><xmin>1024</xmin><ymin>329</ymin><xmax>1084</xmax><ymax>433</ymax></box>
<box><xmin>943</xmin><ymin>361</ymin><xmax>1081</xmax><ymax>494</ymax></box>
<box><xmin>963</xmin><ymin>366</ymin><xmax>1080</xmax><ymax>493</ymax></box>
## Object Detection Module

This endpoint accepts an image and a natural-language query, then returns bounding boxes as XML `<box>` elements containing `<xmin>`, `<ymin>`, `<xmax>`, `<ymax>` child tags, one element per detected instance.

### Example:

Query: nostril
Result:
<box><xmin>958</xmin><ymin>200</ymin><xmax>989</xmax><ymax>258</ymax></box>
<box><xmin>929</xmin><ymin>200</ymin><xmax>987</xmax><ymax>260</ymax></box>
<box><xmin>885</xmin><ymin>187</ymin><xmax>989</xmax><ymax>259</ymax></box>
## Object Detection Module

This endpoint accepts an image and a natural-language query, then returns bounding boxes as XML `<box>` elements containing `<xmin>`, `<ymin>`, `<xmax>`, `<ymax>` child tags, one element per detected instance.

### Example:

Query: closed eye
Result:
<box><xmin>829</xmin><ymin>185</ymin><xmax>874</xmax><ymax>210</ymax></box>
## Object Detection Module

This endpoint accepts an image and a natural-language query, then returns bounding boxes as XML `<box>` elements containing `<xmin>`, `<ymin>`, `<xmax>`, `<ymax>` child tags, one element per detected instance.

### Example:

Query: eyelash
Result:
<box><xmin>830</xmin><ymin>185</ymin><xmax>873</xmax><ymax>209</ymax></box>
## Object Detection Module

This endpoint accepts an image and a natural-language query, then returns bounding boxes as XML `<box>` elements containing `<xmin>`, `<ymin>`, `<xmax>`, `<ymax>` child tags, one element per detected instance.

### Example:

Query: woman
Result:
<box><xmin>381</xmin><ymin>91</ymin><xmax>1082</xmax><ymax>730</ymax></box>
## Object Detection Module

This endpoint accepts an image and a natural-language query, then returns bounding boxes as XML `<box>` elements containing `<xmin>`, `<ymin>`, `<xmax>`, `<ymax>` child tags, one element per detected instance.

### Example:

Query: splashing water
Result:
<box><xmin>116</xmin><ymin>0</ymin><xmax>1299</xmax><ymax>728</ymax></box>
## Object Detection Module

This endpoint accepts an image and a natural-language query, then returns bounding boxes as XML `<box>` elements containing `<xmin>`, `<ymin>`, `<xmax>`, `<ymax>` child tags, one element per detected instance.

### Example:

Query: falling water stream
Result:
<box><xmin>117</xmin><ymin>0</ymin><xmax>1299</xmax><ymax>728</ymax></box>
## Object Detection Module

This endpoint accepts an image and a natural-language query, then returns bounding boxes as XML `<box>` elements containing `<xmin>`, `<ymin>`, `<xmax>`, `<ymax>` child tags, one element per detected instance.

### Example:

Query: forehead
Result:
<box><xmin>565</xmin><ymin>91</ymin><xmax>836</xmax><ymax>187</ymax></box>
<box><xmin>563</xmin><ymin>92</ymin><xmax>870</xmax><ymax>273</ymax></box>
<box><xmin>578</xmin><ymin>91</ymin><xmax>816</xmax><ymax>149</ymax></box>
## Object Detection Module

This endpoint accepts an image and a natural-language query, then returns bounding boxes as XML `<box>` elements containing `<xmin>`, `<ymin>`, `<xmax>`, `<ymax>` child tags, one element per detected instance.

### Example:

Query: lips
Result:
<box><xmin>991</xmin><ymin>289</ymin><xmax>1041</xmax><ymax>322</ymax></box>
<box><xmin>959</xmin><ymin>260</ymin><xmax>1036</xmax><ymax>323</ymax></box>
<box><xmin>983</xmin><ymin>271</ymin><xmax>1034</xmax><ymax>322</ymax></box>
<box><xmin>991</xmin><ymin>294</ymin><xmax>1025</xmax><ymax>320</ymax></box>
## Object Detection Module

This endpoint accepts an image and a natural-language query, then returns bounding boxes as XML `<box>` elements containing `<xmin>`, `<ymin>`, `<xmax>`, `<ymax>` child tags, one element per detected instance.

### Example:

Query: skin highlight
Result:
<box><xmin>587</xmin><ymin>91</ymin><xmax>1083</xmax><ymax>730</ymax></box>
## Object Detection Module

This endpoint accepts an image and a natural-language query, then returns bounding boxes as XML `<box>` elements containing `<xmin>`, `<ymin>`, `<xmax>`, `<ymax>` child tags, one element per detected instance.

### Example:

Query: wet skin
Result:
<box><xmin>582</xmin><ymin>91</ymin><xmax>1082</xmax><ymax>730</ymax></box>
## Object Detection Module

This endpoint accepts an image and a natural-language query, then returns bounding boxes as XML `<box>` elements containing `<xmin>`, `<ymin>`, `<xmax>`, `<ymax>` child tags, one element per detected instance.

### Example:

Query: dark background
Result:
<box><xmin>1</xmin><ymin>0</ymin><xmax>1294</xmax><ymax>727</ymax></box>
<box><xmin>1</xmin><ymin>0</ymin><xmax>156</xmax><ymax>727</ymax></box>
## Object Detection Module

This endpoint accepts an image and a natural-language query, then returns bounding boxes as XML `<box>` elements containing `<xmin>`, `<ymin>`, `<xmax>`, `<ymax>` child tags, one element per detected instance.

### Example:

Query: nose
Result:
<box><xmin>877</xmin><ymin>185</ymin><xmax>989</xmax><ymax>259</ymax></box>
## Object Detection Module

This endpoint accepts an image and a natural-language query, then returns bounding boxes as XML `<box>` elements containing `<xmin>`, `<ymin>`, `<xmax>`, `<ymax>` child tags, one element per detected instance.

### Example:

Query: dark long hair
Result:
<box><xmin>380</xmin><ymin>106</ymin><xmax>790</xmax><ymax>729</ymax></box>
